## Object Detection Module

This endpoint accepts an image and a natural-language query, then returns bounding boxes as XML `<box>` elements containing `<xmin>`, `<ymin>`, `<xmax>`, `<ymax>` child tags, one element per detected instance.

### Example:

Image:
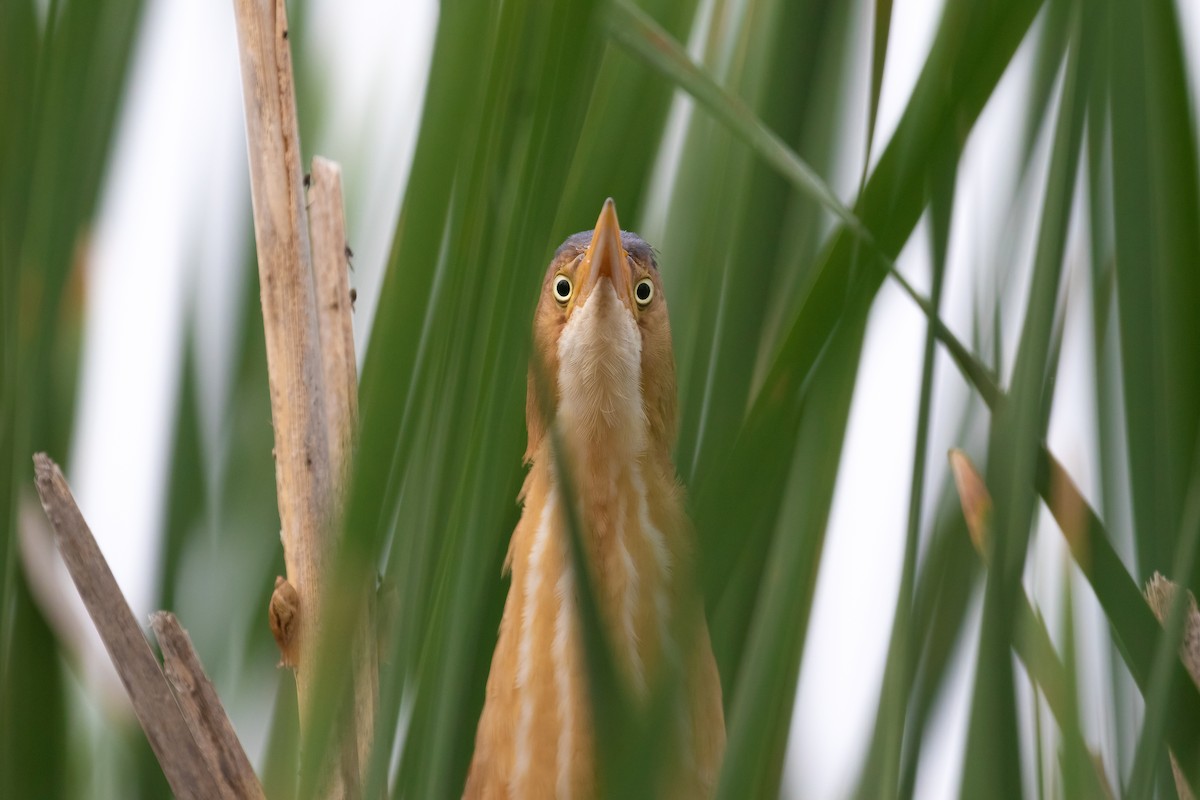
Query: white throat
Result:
<box><xmin>556</xmin><ymin>279</ymin><xmax>648</xmax><ymax>458</ymax></box>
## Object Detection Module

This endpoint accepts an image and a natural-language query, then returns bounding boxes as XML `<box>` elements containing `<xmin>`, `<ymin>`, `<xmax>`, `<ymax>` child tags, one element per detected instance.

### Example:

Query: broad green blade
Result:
<box><xmin>1127</xmin><ymin>458</ymin><xmax>1200</xmax><ymax>798</ymax></box>
<box><xmin>1053</xmin><ymin>574</ymin><xmax>1111</xmax><ymax>799</ymax></box>
<box><xmin>1107</xmin><ymin>0</ymin><xmax>1200</xmax><ymax>582</ymax></box>
<box><xmin>897</xmin><ymin>487</ymin><xmax>985</xmax><ymax>799</ymax></box>
<box><xmin>1</xmin><ymin>0</ymin><xmax>145</xmax><ymax>793</ymax></box>
<box><xmin>557</xmin><ymin>0</ymin><xmax>701</xmax><ymax>232</ymax></box>
<box><xmin>715</xmin><ymin>315</ymin><xmax>866</xmax><ymax>800</ymax></box>
<box><xmin>865</xmin><ymin>0</ymin><xmax>893</xmax><ymax>165</ymax></box>
<box><xmin>2</xmin><ymin>577</ymin><xmax>68</xmax><ymax>798</ymax></box>
<box><xmin>1019</xmin><ymin>0</ymin><xmax>1072</xmax><ymax>169</ymax></box>
<box><xmin>157</xmin><ymin>327</ymin><xmax>208</xmax><ymax>613</ymax></box>
<box><xmin>607</xmin><ymin>0</ymin><xmax>869</xmax><ymax>241</ymax></box>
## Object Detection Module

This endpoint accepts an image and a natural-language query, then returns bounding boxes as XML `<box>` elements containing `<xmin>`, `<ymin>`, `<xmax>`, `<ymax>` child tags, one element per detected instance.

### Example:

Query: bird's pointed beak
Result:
<box><xmin>574</xmin><ymin>198</ymin><xmax>633</xmax><ymax>313</ymax></box>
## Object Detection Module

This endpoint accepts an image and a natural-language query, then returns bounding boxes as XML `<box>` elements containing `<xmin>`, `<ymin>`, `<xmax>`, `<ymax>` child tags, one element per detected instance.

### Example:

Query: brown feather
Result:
<box><xmin>466</xmin><ymin>223</ymin><xmax>724</xmax><ymax>799</ymax></box>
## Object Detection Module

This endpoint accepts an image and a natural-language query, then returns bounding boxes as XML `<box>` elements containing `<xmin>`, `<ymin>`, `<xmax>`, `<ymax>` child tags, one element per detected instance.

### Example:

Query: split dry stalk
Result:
<box><xmin>32</xmin><ymin>455</ymin><xmax>218</xmax><ymax>800</ymax></box>
<box><xmin>308</xmin><ymin>156</ymin><xmax>358</xmax><ymax>492</ymax></box>
<box><xmin>231</xmin><ymin>0</ymin><xmax>376</xmax><ymax>795</ymax></box>
<box><xmin>229</xmin><ymin>0</ymin><xmax>331</xmax><ymax>719</ymax></box>
<box><xmin>307</xmin><ymin>157</ymin><xmax>378</xmax><ymax>780</ymax></box>
<box><xmin>231</xmin><ymin>0</ymin><xmax>332</xmax><ymax>722</ymax></box>
<box><xmin>151</xmin><ymin>612</ymin><xmax>267</xmax><ymax>800</ymax></box>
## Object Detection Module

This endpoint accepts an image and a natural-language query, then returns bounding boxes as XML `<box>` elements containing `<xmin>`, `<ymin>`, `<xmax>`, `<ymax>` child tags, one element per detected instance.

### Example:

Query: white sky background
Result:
<box><xmin>66</xmin><ymin>0</ymin><xmax>436</xmax><ymax>765</ymax></box>
<box><xmin>72</xmin><ymin>0</ymin><xmax>437</xmax><ymax>537</ymax></box>
<box><xmin>65</xmin><ymin>0</ymin><xmax>1200</xmax><ymax>796</ymax></box>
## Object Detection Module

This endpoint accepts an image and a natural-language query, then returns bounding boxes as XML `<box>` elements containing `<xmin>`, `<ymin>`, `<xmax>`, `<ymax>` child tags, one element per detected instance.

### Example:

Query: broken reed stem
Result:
<box><xmin>308</xmin><ymin>156</ymin><xmax>358</xmax><ymax>493</ymax></box>
<box><xmin>308</xmin><ymin>156</ymin><xmax>378</xmax><ymax>789</ymax></box>
<box><xmin>231</xmin><ymin>0</ymin><xmax>333</xmax><ymax>731</ymax></box>
<box><xmin>31</xmin><ymin>454</ymin><xmax>216</xmax><ymax>800</ymax></box>
<box><xmin>232</xmin><ymin>1</ymin><xmax>375</xmax><ymax>796</ymax></box>
<box><xmin>151</xmin><ymin>612</ymin><xmax>267</xmax><ymax>800</ymax></box>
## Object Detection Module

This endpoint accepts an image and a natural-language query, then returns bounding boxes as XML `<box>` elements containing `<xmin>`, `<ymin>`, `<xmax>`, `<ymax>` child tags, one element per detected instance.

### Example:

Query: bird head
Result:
<box><xmin>526</xmin><ymin>198</ymin><xmax>676</xmax><ymax>464</ymax></box>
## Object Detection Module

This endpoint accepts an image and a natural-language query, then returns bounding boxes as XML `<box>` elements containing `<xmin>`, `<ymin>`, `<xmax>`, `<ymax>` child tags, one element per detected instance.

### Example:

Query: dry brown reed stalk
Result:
<box><xmin>32</xmin><ymin>455</ymin><xmax>220</xmax><ymax>799</ymax></box>
<box><xmin>307</xmin><ymin>155</ymin><xmax>378</xmax><ymax>789</ymax></box>
<box><xmin>151</xmin><ymin>612</ymin><xmax>267</xmax><ymax>800</ymax></box>
<box><xmin>231</xmin><ymin>0</ymin><xmax>376</xmax><ymax>795</ymax></box>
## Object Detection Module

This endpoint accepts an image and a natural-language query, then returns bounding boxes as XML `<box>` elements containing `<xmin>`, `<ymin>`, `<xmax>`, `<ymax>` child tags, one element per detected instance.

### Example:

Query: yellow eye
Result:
<box><xmin>635</xmin><ymin>278</ymin><xmax>654</xmax><ymax>307</ymax></box>
<box><xmin>553</xmin><ymin>275</ymin><xmax>573</xmax><ymax>304</ymax></box>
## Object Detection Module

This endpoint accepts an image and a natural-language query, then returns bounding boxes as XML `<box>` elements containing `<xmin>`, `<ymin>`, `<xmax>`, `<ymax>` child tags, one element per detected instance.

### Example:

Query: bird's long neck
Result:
<box><xmin>497</xmin><ymin>284</ymin><xmax>683</xmax><ymax>796</ymax></box>
<box><xmin>500</xmin><ymin>429</ymin><xmax>679</xmax><ymax>798</ymax></box>
<box><xmin>536</xmin><ymin>430</ymin><xmax>678</xmax><ymax>694</ymax></box>
<box><xmin>549</xmin><ymin>280</ymin><xmax>679</xmax><ymax>691</ymax></box>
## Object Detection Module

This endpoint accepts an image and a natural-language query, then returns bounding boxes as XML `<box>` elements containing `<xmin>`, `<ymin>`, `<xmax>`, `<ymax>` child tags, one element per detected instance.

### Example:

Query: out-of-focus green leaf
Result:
<box><xmin>317</xmin><ymin>3</ymin><xmax>508</xmax><ymax>794</ymax></box>
<box><xmin>1</xmin><ymin>0</ymin><xmax>145</xmax><ymax>793</ymax></box>
<box><xmin>2</xmin><ymin>576</ymin><xmax>67</xmax><ymax>799</ymax></box>
<box><xmin>615</xmin><ymin>0</ymin><xmax>857</xmax><ymax>712</ymax></box>
<box><xmin>865</xmin><ymin>0</ymin><xmax>893</xmax><ymax>166</ymax></box>
<box><xmin>557</xmin><ymin>0</ymin><xmax>701</xmax><ymax>231</ymax></box>
<box><xmin>608</xmin><ymin>0</ymin><xmax>870</xmax><ymax>240</ymax></box>
<box><xmin>886</xmin><ymin>248</ymin><xmax>1200</xmax><ymax>790</ymax></box>
<box><xmin>321</xmin><ymin>0</ymin><xmax>621</xmax><ymax>797</ymax></box>
<box><xmin>545</xmin><ymin>422</ymin><xmax>636</xmax><ymax>795</ymax></box>
<box><xmin>866</xmin><ymin>152</ymin><xmax>955</xmax><ymax>800</ymax></box>
<box><xmin>1128</xmin><ymin>456</ymin><xmax>1200</xmax><ymax>798</ymax></box>
<box><xmin>1020</xmin><ymin>0</ymin><xmax>1072</xmax><ymax>168</ymax></box>
<box><xmin>1082</xmin><ymin>9</ymin><xmax>1133</xmax><ymax>779</ymax></box>
<box><xmin>716</xmin><ymin>314</ymin><xmax>866</xmax><ymax>800</ymax></box>
<box><xmin>158</xmin><ymin>330</ymin><xmax>207</xmax><ymax>613</ymax></box>
<box><xmin>684</xmin><ymin>0</ymin><xmax>1044</xmax><ymax>613</ymax></box>
<box><xmin>261</xmin><ymin>670</ymin><xmax>299</xmax><ymax>800</ymax></box>
<box><xmin>897</xmin><ymin>487</ymin><xmax>984</xmax><ymax>799</ymax></box>
<box><xmin>1107</xmin><ymin>0</ymin><xmax>1200</xmax><ymax>581</ymax></box>
<box><xmin>961</xmin><ymin>2</ymin><xmax>1087</xmax><ymax>792</ymax></box>
<box><xmin>610</xmin><ymin>0</ymin><xmax>1046</xmax><ymax>792</ymax></box>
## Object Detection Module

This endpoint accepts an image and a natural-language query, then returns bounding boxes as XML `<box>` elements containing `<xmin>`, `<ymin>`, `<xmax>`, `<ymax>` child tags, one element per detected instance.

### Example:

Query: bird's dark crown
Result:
<box><xmin>553</xmin><ymin>230</ymin><xmax>658</xmax><ymax>270</ymax></box>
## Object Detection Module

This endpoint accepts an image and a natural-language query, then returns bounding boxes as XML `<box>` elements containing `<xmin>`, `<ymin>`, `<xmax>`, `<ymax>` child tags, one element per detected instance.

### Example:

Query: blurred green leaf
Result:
<box><xmin>865</xmin><ymin>0</ymin><xmax>893</xmax><ymax>166</ymax></box>
<box><xmin>963</xmin><ymin>4</ymin><xmax>1087</xmax><ymax>791</ymax></box>
<box><xmin>889</xmin><ymin>241</ymin><xmax>1200</xmax><ymax>791</ymax></box>
<box><xmin>558</xmin><ymin>0</ymin><xmax>701</xmax><ymax>231</ymax></box>
<box><xmin>608</xmin><ymin>0</ymin><xmax>870</xmax><ymax>240</ymax></box>
<box><xmin>2</xmin><ymin>0</ymin><xmax>145</xmax><ymax>793</ymax></box>
<box><xmin>616</xmin><ymin>0</ymin><xmax>1048</xmax><ymax>793</ymax></box>
<box><xmin>330</xmin><ymin>0</ymin><xmax>622</xmax><ymax>796</ymax></box>
<box><xmin>1107</xmin><ymin>0</ymin><xmax>1200</xmax><ymax>581</ymax></box>
<box><xmin>866</xmin><ymin>150</ymin><xmax>955</xmax><ymax>800</ymax></box>
<box><xmin>1128</xmin><ymin>454</ymin><xmax>1200</xmax><ymax>798</ymax></box>
<box><xmin>2</xmin><ymin>575</ymin><xmax>67</xmax><ymax>799</ymax></box>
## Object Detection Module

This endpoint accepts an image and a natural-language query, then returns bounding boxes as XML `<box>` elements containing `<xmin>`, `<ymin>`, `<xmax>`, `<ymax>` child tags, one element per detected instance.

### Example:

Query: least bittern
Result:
<box><xmin>464</xmin><ymin>200</ymin><xmax>725</xmax><ymax>798</ymax></box>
